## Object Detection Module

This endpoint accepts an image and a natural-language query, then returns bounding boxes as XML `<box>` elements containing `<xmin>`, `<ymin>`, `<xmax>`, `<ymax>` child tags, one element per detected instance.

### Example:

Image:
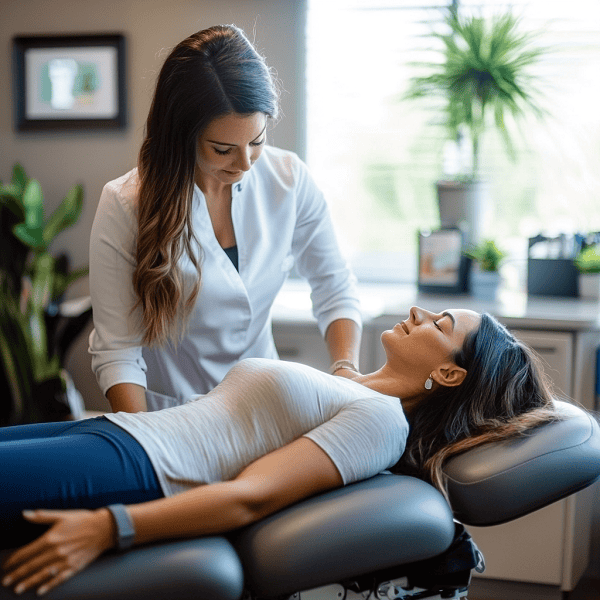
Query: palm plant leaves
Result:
<box><xmin>406</xmin><ymin>9</ymin><xmax>548</xmax><ymax>177</ymax></box>
<box><xmin>13</xmin><ymin>179</ymin><xmax>45</xmax><ymax>250</ymax></box>
<box><xmin>11</xmin><ymin>163</ymin><xmax>28</xmax><ymax>194</ymax></box>
<box><xmin>43</xmin><ymin>184</ymin><xmax>84</xmax><ymax>247</ymax></box>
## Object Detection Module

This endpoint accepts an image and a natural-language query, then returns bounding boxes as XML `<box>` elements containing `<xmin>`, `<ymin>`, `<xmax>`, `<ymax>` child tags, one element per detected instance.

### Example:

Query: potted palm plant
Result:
<box><xmin>0</xmin><ymin>163</ymin><xmax>91</xmax><ymax>425</ymax></box>
<box><xmin>405</xmin><ymin>8</ymin><xmax>547</xmax><ymax>243</ymax></box>
<box><xmin>464</xmin><ymin>239</ymin><xmax>506</xmax><ymax>300</ymax></box>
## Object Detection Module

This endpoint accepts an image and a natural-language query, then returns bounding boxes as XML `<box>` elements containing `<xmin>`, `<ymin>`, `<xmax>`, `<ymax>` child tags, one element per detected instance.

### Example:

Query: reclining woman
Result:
<box><xmin>1</xmin><ymin>306</ymin><xmax>558</xmax><ymax>596</ymax></box>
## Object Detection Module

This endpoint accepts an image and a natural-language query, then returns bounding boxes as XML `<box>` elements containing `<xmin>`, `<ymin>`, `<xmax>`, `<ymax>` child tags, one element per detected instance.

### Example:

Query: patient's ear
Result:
<box><xmin>433</xmin><ymin>364</ymin><xmax>467</xmax><ymax>388</ymax></box>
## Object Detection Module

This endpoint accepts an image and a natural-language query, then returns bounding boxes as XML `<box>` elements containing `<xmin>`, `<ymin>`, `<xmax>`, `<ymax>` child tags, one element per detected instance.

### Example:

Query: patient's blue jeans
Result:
<box><xmin>0</xmin><ymin>418</ymin><xmax>163</xmax><ymax>548</ymax></box>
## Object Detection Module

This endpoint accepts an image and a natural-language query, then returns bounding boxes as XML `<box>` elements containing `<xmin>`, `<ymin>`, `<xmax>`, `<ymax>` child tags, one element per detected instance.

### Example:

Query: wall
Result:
<box><xmin>0</xmin><ymin>0</ymin><xmax>307</xmax><ymax>410</ymax></box>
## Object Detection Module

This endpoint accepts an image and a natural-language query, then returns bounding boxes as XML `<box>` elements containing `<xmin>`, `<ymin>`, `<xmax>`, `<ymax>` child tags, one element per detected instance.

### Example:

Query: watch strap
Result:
<box><xmin>106</xmin><ymin>504</ymin><xmax>136</xmax><ymax>551</ymax></box>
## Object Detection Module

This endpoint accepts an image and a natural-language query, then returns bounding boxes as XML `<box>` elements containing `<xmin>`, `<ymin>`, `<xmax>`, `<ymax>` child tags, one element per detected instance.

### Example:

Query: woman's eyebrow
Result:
<box><xmin>442</xmin><ymin>311</ymin><xmax>456</xmax><ymax>330</ymax></box>
<box><xmin>206</xmin><ymin>123</ymin><xmax>267</xmax><ymax>146</ymax></box>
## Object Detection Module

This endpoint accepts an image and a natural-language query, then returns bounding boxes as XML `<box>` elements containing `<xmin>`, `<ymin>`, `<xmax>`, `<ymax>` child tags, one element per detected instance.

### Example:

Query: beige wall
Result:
<box><xmin>0</xmin><ymin>0</ymin><xmax>306</xmax><ymax>410</ymax></box>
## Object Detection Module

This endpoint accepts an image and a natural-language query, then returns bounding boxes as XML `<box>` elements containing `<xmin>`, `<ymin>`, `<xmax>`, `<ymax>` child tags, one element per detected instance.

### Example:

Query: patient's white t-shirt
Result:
<box><xmin>105</xmin><ymin>358</ymin><xmax>409</xmax><ymax>496</ymax></box>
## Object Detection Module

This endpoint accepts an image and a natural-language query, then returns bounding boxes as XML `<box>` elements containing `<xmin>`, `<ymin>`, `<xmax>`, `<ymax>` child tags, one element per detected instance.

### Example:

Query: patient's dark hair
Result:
<box><xmin>394</xmin><ymin>313</ymin><xmax>559</xmax><ymax>495</ymax></box>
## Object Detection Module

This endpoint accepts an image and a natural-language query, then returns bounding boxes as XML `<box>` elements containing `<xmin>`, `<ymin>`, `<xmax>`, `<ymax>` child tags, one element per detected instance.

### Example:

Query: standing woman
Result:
<box><xmin>89</xmin><ymin>25</ymin><xmax>362</xmax><ymax>412</ymax></box>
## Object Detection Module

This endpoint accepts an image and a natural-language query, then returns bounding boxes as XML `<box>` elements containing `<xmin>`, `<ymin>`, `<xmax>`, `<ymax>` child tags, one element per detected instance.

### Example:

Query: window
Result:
<box><xmin>306</xmin><ymin>0</ymin><xmax>600</xmax><ymax>284</ymax></box>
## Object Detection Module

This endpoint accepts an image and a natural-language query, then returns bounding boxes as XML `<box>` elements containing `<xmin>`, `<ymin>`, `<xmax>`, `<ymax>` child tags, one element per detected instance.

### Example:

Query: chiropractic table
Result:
<box><xmin>1</xmin><ymin>399</ymin><xmax>599</xmax><ymax>600</ymax></box>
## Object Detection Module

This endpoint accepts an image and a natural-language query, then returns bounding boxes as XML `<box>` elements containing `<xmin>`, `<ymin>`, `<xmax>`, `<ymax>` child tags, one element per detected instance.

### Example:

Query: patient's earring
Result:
<box><xmin>424</xmin><ymin>375</ymin><xmax>433</xmax><ymax>390</ymax></box>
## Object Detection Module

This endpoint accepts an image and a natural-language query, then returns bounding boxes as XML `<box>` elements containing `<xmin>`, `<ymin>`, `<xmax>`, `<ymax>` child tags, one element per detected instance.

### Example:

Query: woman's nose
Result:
<box><xmin>410</xmin><ymin>306</ymin><xmax>435</xmax><ymax>324</ymax></box>
<box><xmin>409</xmin><ymin>306</ymin><xmax>422</xmax><ymax>324</ymax></box>
<box><xmin>233</xmin><ymin>147</ymin><xmax>253</xmax><ymax>171</ymax></box>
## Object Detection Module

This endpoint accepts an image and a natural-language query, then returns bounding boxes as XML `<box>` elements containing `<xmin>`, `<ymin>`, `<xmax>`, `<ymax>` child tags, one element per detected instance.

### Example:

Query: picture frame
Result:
<box><xmin>417</xmin><ymin>228</ymin><xmax>470</xmax><ymax>294</ymax></box>
<box><xmin>13</xmin><ymin>34</ymin><xmax>126</xmax><ymax>131</ymax></box>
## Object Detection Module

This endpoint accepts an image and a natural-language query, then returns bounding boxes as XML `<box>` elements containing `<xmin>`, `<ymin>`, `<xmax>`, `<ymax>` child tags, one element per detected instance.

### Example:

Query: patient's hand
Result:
<box><xmin>1</xmin><ymin>508</ymin><xmax>115</xmax><ymax>596</ymax></box>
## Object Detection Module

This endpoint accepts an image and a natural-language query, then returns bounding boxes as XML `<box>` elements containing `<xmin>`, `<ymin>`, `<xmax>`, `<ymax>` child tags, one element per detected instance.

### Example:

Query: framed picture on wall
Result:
<box><xmin>417</xmin><ymin>228</ymin><xmax>470</xmax><ymax>294</ymax></box>
<box><xmin>12</xmin><ymin>34</ymin><xmax>126</xmax><ymax>131</ymax></box>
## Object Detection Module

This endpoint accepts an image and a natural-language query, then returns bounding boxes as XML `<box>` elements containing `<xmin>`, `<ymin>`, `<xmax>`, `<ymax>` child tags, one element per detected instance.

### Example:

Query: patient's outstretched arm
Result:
<box><xmin>132</xmin><ymin>436</ymin><xmax>343</xmax><ymax>544</ymax></box>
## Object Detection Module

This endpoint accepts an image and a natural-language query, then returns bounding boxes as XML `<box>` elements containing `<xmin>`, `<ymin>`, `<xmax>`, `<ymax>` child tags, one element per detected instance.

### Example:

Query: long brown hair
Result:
<box><xmin>134</xmin><ymin>25</ymin><xmax>279</xmax><ymax>345</ymax></box>
<box><xmin>393</xmin><ymin>313</ymin><xmax>559</xmax><ymax>495</ymax></box>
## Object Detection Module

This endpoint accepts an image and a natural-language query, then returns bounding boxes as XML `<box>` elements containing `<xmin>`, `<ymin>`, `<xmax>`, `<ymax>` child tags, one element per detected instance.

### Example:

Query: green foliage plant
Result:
<box><xmin>0</xmin><ymin>163</ymin><xmax>88</xmax><ymax>424</ymax></box>
<box><xmin>405</xmin><ymin>8</ymin><xmax>548</xmax><ymax>179</ymax></box>
<box><xmin>464</xmin><ymin>239</ymin><xmax>506</xmax><ymax>272</ymax></box>
<box><xmin>574</xmin><ymin>245</ymin><xmax>600</xmax><ymax>274</ymax></box>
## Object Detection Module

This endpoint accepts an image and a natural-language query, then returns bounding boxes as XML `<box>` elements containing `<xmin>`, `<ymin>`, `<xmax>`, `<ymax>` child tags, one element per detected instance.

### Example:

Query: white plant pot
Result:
<box><xmin>470</xmin><ymin>269</ymin><xmax>501</xmax><ymax>301</ymax></box>
<box><xmin>436</xmin><ymin>180</ymin><xmax>489</xmax><ymax>245</ymax></box>
<box><xmin>578</xmin><ymin>273</ymin><xmax>600</xmax><ymax>300</ymax></box>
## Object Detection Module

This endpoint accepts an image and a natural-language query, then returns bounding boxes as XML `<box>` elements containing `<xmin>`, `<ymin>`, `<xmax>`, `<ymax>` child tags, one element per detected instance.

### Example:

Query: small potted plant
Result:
<box><xmin>574</xmin><ymin>244</ymin><xmax>600</xmax><ymax>301</ymax></box>
<box><xmin>464</xmin><ymin>239</ymin><xmax>506</xmax><ymax>300</ymax></box>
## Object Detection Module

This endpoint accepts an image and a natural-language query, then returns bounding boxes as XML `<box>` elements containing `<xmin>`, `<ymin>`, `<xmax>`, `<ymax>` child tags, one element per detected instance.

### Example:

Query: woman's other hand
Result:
<box><xmin>1</xmin><ymin>508</ymin><xmax>115</xmax><ymax>596</ymax></box>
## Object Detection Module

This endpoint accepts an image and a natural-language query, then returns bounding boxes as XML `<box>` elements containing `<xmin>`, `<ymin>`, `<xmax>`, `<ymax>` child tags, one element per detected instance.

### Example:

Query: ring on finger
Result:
<box><xmin>48</xmin><ymin>566</ymin><xmax>59</xmax><ymax>576</ymax></box>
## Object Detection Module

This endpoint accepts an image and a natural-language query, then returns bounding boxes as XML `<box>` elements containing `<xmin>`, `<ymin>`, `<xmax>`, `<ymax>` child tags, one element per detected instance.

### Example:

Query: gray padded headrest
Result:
<box><xmin>443</xmin><ymin>400</ymin><xmax>600</xmax><ymax>526</ymax></box>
